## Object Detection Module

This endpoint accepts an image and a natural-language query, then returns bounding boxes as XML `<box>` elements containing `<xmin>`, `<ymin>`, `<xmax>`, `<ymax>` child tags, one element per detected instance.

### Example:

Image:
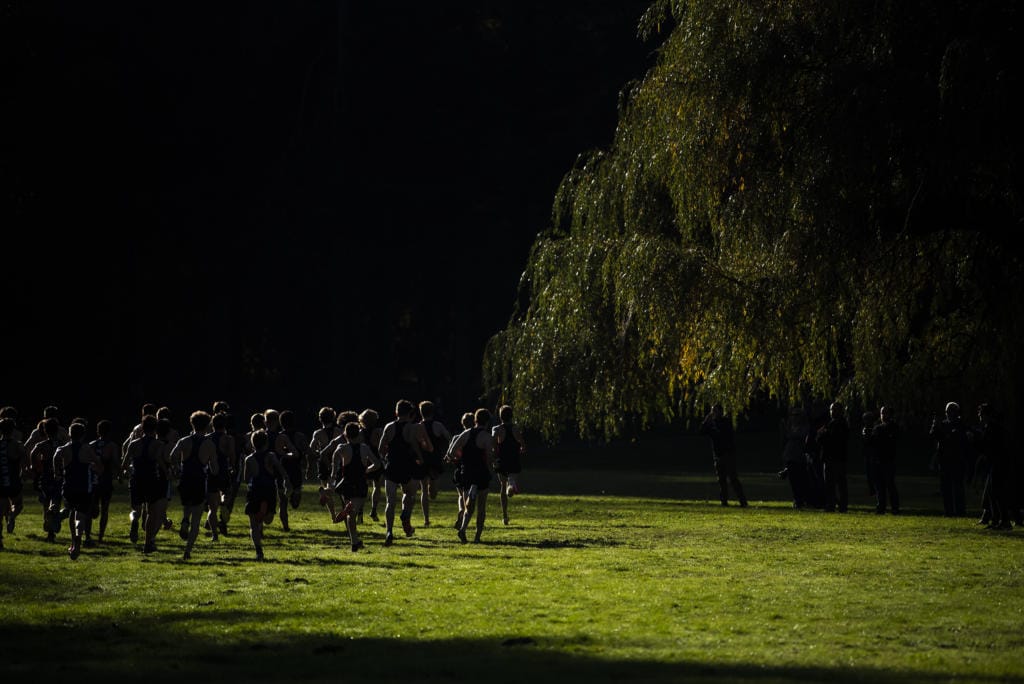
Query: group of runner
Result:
<box><xmin>0</xmin><ymin>400</ymin><xmax>527</xmax><ymax>561</ymax></box>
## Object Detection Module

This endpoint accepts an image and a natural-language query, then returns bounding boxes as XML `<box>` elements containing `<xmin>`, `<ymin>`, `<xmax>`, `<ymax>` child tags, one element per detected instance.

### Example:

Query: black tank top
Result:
<box><xmin>66</xmin><ymin>441</ymin><xmax>92</xmax><ymax>493</ymax></box>
<box><xmin>181</xmin><ymin>434</ymin><xmax>206</xmax><ymax>482</ymax></box>
<box><xmin>498</xmin><ymin>424</ymin><xmax>520</xmax><ymax>461</ymax></box>
<box><xmin>463</xmin><ymin>428</ymin><xmax>486</xmax><ymax>468</ymax></box>
<box><xmin>343</xmin><ymin>444</ymin><xmax>367</xmax><ymax>484</ymax></box>
<box><xmin>133</xmin><ymin>436</ymin><xmax>157</xmax><ymax>483</ymax></box>
<box><xmin>387</xmin><ymin>422</ymin><xmax>412</xmax><ymax>466</ymax></box>
<box><xmin>249</xmin><ymin>452</ymin><xmax>277</xmax><ymax>489</ymax></box>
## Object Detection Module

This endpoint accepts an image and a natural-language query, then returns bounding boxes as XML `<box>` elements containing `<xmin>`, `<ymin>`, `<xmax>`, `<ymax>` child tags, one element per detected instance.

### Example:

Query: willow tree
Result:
<box><xmin>484</xmin><ymin>0</ymin><xmax>1023</xmax><ymax>440</ymax></box>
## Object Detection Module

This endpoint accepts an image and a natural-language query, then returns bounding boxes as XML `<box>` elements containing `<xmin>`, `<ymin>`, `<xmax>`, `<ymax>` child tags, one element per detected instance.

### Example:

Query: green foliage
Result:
<box><xmin>485</xmin><ymin>0</ymin><xmax>1023</xmax><ymax>439</ymax></box>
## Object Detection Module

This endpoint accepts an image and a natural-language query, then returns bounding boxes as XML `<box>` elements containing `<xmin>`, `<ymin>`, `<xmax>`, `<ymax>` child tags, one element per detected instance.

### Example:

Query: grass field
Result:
<box><xmin>1</xmin><ymin>448</ymin><xmax>1022</xmax><ymax>683</ymax></box>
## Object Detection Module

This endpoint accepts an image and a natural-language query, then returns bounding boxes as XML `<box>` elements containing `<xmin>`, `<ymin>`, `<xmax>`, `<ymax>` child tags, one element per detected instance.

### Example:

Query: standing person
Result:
<box><xmin>171</xmin><ymin>411</ymin><xmax>219</xmax><ymax>560</ymax></box>
<box><xmin>864</xmin><ymin>406</ymin><xmax>901</xmax><ymax>515</ymax></box>
<box><xmin>778</xmin><ymin>407</ymin><xmax>811</xmax><ymax>508</ymax></box>
<box><xmin>448</xmin><ymin>408</ymin><xmax>496</xmax><ymax>543</ymax></box>
<box><xmin>89</xmin><ymin>419</ymin><xmax>120</xmax><ymax>543</ymax></box>
<box><xmin>929</xmin><ymin>402</ymin><xmax>971</xmax><ymax>517</ymax></box>
<box><xmin>30</xmin><ymin>418</ymin><xmax>64</xmax><ymax>542</ymax></box>
<box><xmin>123</xmin><ymin>415</ymin><xmax>172</xmax><ymax>553</ymax></box>
<box><xmin>418</xmin><ymin>400</ymin><xmax>450</xmax><ymax>527</ymax></box>
<box><xmin>331</xmin><ymin>422</ymin><xmax>373</xmax><ymax>551</ymax></box>
<box><xmin>0</xmin><ymin>417</ymin><xmax>29</xmax><ymax>549</ymax></box>
<box><xmin>973</xmin><ymin>404</ymin><xmax>1013</xmax><ymax>530</ymax></box>
<box><xmin>860</xmin><ymin>411</ymin><xmax>878</xmax><ymax>500</ymax></box>
<box><xmin>359</xmin><ymin>409</ymin><xmax>384</xmax><ymax>522</ymax></box>
<box><xmin>700</xmin><ymin>404</ymin><xmax>749</xmax><ymax>508</ymax></box>
<box><xmin>491</xmin><ymin>404</ymin><xmax>526</xmax><ymax>526</ymax></box>
<box><xmin>53</xmin><ymin>422</ymin><xmax>102</xmax><ymax>559</ymax></box>
<box><xmin>817</xmin><ymin>401</ymin><xmax>850</xmax><ymax>513</ymax></box>
<box><xmin>242</xmin><ymin>429</ymin><xmax>286</xmax><ymax>562</ymax></box>
<box><xmin>206</xmin><ymin>412</ymin><xmax>235</xmax><ymax>537</ymax></box>
<box><xmin>377</xmin><ymin>400</ymin><xmax>430</xmax><ymax>546</ymax></box>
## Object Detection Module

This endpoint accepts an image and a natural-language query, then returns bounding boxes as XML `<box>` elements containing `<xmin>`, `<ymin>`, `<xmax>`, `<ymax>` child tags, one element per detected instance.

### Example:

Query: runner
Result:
<box><xmin>445</xmin><ymin>412</ymin><xmax>474</xmax><ymax>532</ymax></box>
<box><xmin>331</xmin><ymin>421</ymin><xmax>375</xmax><ymax>551</ymax></box>
<box><xmin>53</xmin><ymin>422</ymin><xmax>102</xmax><ymax>560</ymax></box>
<box><xmin>264</xmin><ymin>409</ymin><xmax>300</xmax><ymax>532</ymax></box>
<box><xmin>448</xmin><ymin>408</ymin><xmax>496</xmax><ymax>543</ymax></box>
<box><xmin>123</xmin><ymin>415</ymin><xmax>172</xmax><ymax>554</ymax></box>
<box><xmin>418</xmin><ymin>400</ymin><xmax>451</xmax><ymax>527</ymax></box>
<box><xmin>0</xmin><ymin>417</ymin><xmax>29</xmax><ymax>550</ymax></box>
<box><xmin>310</xmin><ymin>407</ymin><xmax>343</xmax><ymax>520</ymax></box>
<box><xmin>279</xmin><ymin>410</ymin><xmax>310</xmax><ymax>512</ymax></box>
<box><xmin>491</xmin><ymin>405</ymin><xmax>526</xmax><ymax>526</ymax></box>
<box><xmin>171</xmin><ymin>411</ymin><xmax>219</xmax><ymax>560</ymax></box>
<box><xmin>242</xmin><ymin>429</ymin><xmax>287</xmax><ymax>561</ymax></box>
<box><xmin>206</xmin><ymin>411</ymin><xmax>236</xmax><ymax>537</ymax></box>
<box><xmin>359</xmin><ymin>409</ymin><xmax>384</xmax><ymax>522</ymax></box>
<box><xmin>377</xmin><ymin>400</ymin><xmax>430</xmax><ymax>546</ymax></box>
<box><xmin>89</xmin><ymin>419</ymin><xmax>119</xmax><ymax>543</ymax></box>
<box><xmin>29</xmin><ymin>418</ymin><xmax>63</xmax><ymax>543</ymax></box>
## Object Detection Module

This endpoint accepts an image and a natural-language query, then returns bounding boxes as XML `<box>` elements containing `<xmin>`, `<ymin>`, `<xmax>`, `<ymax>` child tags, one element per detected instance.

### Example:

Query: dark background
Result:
<box><xmin>5</xmin><ymin>1</ymin><xmax>657</xmax><ymax>431</ymax></box>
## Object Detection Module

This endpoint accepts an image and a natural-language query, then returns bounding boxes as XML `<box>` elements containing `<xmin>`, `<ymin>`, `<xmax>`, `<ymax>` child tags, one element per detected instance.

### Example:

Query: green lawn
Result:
<box><xmin>1</xmin><ymin>461</ymin><xmax>1021</xmax><ymax>683</ymax></box>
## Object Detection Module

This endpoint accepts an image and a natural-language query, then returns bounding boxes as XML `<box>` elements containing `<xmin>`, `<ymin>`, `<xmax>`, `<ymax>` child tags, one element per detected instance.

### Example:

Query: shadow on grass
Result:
<box><xmin>0</xmin><ymin>619</ymin><xmax>1012</xmax><ymax>684</ymax></box>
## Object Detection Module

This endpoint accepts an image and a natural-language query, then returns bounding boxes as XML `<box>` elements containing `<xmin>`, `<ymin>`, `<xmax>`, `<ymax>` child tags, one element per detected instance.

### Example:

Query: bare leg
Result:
<box><xmin>384</xmin><ymin>479</ymin><xmax>399</xmax><ymax>541</ymax></box>
<box><xmin>370</xmin><ymin>479</ymin><xmax>381</xmax><ymax>520</ymax></box>
<box><xmin>345</xmin><ymin>496</ymin><xmax>364</xmax><ymax>550</ymax></box>
<box><xmin>183</xmin><ymin>503</ymin><xmax>203</xmax><ymax>559</ymax></box>
<box><xmin>205</xmin><ymin>492</ymin><xmax>221</xmax><ymax>541</ymax></box>
<box><xmin>400</xmin><ymin>482</ymin><xmax>417</xmax><ymax>536</ymax></box>
<box><xmin>497</xmin><ymin>473</ymin><xmax>510</xmax><ymax>525</ymax></box>
<box><xmin>474</xmin><ymin>491</ymin><xmax>488</xmax><ymax>542</ymax></box>
<box><xmin>145</xmin><ymin>498</ymin><xmax>167</xmax><ymax>552</ymax></box>
<box><xmin>420</xmin><ymin>478</ymin><xmax>431</xmax><ymax>526</ymax></box>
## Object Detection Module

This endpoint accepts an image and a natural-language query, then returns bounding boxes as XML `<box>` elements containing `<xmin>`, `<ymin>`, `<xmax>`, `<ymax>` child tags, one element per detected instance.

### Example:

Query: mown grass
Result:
<box><xmin>1</xmin><ymin>462</ymin><xmax>1021</xmax><ymax>684</ymax></box>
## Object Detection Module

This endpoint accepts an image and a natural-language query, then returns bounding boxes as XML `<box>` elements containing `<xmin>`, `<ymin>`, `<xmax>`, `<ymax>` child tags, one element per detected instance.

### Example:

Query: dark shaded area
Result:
<box><xmin>5</xmin><ymin>2</ymin><xmax>656</xmax><ymax>424</ymax></box>
<box><xmin>0</xmin><ymin>623</ymin><xmax>1012</xmax><ymax>683</ymax></box>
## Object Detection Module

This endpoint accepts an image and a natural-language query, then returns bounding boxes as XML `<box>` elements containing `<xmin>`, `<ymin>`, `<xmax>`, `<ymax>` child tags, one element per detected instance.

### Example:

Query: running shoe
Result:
<box><xmin>351</xmin><ymin>540</ymin><xmax>364</xmax><ymax>552</ymax></box>
<box><xmin>383</xmin><ymin>531</ymin><xmax>394</xmax><ymax>547</ymax></box>
<box><xmin>401</xmin><ymin>517</ymin><xmax>415</xmax><ymax>537</ymax></box>
<box><xmin>129</xmin><ymin>514</ymin><xmax>139</xmax><ymax>543</ymax></box>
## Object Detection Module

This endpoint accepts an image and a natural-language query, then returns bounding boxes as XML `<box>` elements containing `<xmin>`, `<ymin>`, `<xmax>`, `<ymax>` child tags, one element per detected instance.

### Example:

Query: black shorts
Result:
<box><xmin>339</xmin><ymin>479</ymin><xmax>368</xmax><ymax>500</ymax></box>
<box><xmin>384</xmin><ymin>458</ymin><xmax>412</xmax><ymax>485</ymax></box>
<box><xmin>178</xmin><ymin>477</ymin><xmax>207</xmax><ymax>507</ymax></box>
<box><xmin>0</xmin><ymin>483</ymin><xmax>23</xmax><ymax>499</ymax></box>
<box><xmin>245</xmin><ymin>484</ymin><xmax>277</xmax><ymax>516</ymax></box>
<box><xmin>62</xmin><ymin>487</ymin><xmax>92</xmax><ymax>512</ymax></box>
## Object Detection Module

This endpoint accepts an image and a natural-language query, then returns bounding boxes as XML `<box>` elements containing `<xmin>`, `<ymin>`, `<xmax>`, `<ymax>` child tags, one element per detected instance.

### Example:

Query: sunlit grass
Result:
<box><xmin>1</xmin><ymin>467</ymin><xmax>1021</xmax><ymax>683</ymax></box>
